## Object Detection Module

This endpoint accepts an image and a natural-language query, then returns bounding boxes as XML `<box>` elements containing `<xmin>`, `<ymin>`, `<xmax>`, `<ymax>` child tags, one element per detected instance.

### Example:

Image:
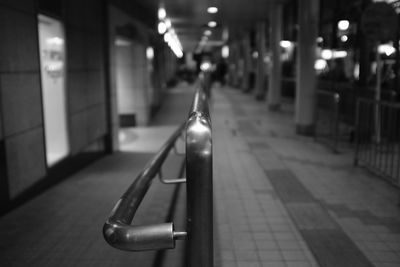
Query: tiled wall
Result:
<box><xmin>0</xmin><ymin>0</ymin><xmax>107</xmax><ymax>201</ymax></box>
<box><xmin>65</xmin><ymin>0</ymin><xmax>107</xmax><ymax>155</ymax></box>
<box><xmin>0</xmin><ymin>2</ymin><xmax>47</xmax><ymax>199</ymax></box>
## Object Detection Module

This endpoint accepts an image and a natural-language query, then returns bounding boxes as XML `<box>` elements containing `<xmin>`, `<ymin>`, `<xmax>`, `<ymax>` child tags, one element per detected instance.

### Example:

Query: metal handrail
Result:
<box><xmin>103</xmin><ymin>122</ymin><xmax>187</xmax><ymax>251</ymax></box>
<box><xmin>186</xmin><ymin>84</ymin><xmax>213</xmax><ymax>267</ymax></box>
<box><xmin>103</xmin><ymin>75</ymin><xmax>213</xmax><ymax>265</ymax></box>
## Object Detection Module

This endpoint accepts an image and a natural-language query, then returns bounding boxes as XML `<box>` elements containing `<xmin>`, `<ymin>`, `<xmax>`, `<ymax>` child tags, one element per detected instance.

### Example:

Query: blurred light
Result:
<box><xmin>316</xmin><ymin>37</ymin><xmax>323</xmax><ymax>43</ymax></box>
<box><xmin>340</xmin><ymin>35</ymin><xmax>348</xmax><ymax>42</ymax></box>
<box><xmin>200</xmin><ymin>61</ymin><xmax>212</xmax><ymax>71</ymax></box>
<box><xmin>321</xmin><ymin>49</ymin><xmax>333</xmax><ymax>60</ymax></box>
<box><xmin>208</xmin><ymin>21</ymin><xmax>217</xmax><ymax>28</ymax></box>
<box><xmin>280</xmin><ymin>40</ymin><xmax>292</xmax><ymax>48</ymax></box>
<box><xmin>158</xmin><ymin>8</ymin><xmax>166</xmax><ymax>20</ymax></box>
<box><xmin>378</xmin><ymin>43</ymin><xmax>396</xmax><ymax>56</ymax></box>
<box><xmin>163</xmin><ymin>29</ymin><xmax>183</xmax><ymax>58</ymax></box>
<box><xmin>207</xmin><ymin>7</ymin><xmax>218</xmax><ymax>13</ymax></box>
<box><xmin>333</xmin><ymin>50</ymin><xmax>347</xmax><ymax>58</ymax></box>
<box><xmin>338</xmin><ymin>20</ymin><xmax>349</xmax><ymax>31</ymax></box>
<box><xmin>158</xmin><ymin>21</ymin><xmax>167</xmax><ymax>34</ymax></box>
<box><xmin>146</xmin><ymin>47</ymin><xmax>154</xmax><ymax>60</ymax></box>
<box><xmin>165</xmin><ymin>18</ymin><xmax>172</xmax><ymax>28</ymax></box>
<box><xmin>314</xmin><ymin>59</ymin><xmax>327</xmax><ymax>70</ymax></box>
<box><xmin>204</xmin><ymin>30</ymin><xmax>212</xmax><ymax>36</ymax></box>
<box><xmin>353</xmin><ymin>63</ymin><xmax>360</xmax><ymax>79</ymax></box>
<box><xmin>252</xmin><ymin>51</ymin><xmax>258</xmax><ymax>58</ymax></box>
<box><xmin>46</xmin><ymin>37</ymin><xmax>64</xmax><ymax>46</ymax></box>
<box><xmin>164</xmin><ymin>32</ymin><xmax>171</xmax><ymax>42</ymax></box>
<box><xmin>222</xmin><ymin>45</ymin><xmax>229</xmax><ymax>58</ymax></box>
<box><xmin>115</xmin><ymin>38</ymin><xmax>131</xmax><ymax>46</ymax></box>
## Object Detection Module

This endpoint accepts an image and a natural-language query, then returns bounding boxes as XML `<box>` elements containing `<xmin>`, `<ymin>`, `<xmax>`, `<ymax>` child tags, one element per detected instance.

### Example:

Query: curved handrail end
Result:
<box><xmin>103</xmin><ymin>221</ymin><xmax>176</xmax><ymax>251</ymax></box>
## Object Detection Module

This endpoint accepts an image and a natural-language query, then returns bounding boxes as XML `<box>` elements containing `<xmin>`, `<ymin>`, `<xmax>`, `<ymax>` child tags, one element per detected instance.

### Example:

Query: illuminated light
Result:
<box><xmin>316</xmin><ymin>37</ymin><xmax>323</xmax><ymax>43</ymax></box>
<box><xmin>338</xmin><ymin>20</ymin><xmax>349</xmax><ymax>31</ymax></box>
<box><xmin>353</xmin><ymin>63</ymin><xmax>360</xmax><ymax>79</ymax></box>
<box><xmin>280</xmin><ymin>40</ymin><xmax>292</xmax><ymax>48</ymax></box>
<box><xmin>252</xmin><ymin>51</ymin><xmax>258</xmax><ymax>58</ymax></box>
<box><xmin>115</xmin><ymin>38</ymin><xmax>131</xmax><ymax>46</ymax></box>
<box><xmin>340</xmin><ymin>35</ymin><xmax>348</xmax><ymax>42</ymax></box>
<box><xmin>158</xmin><ymin>8</ymin><xmax>166</xmax><ymax>20</ymax></box>
<box><xmin>378</xmin><ymin>43</ymin><xmax>396</xmax><ymax>56</ymax></box>
<box><xmin>208</xmin><ymin>21</ymin><xmax>217</xmax><ymax>28</ymax></box>
<box><xmin>165</xmin><ymin>18</ymin><xmax>172</xmax><ymax>28</ymax></box>
<box><xmin>314</xmin><ymin>59</ymin><xmax>327</xmax><ymax>71</ymax></box>
<box><xmin>204</xmin><ymin>30</ymin><xmax>212</xmax><ymax>36</ymax></box>
<box><xmin>146</xmin><ymin>47</ymin><xmax>154</xmax><ymax>60</ymax></box>
<box><xmin>333</xmin><ymin>50</ymin><xmax>347</xmax><ymax>58</ymax></box>
<box><xmin>207</xmin><ymin>6</ymin><xmax>218</xmax><ymax>13</ymax></box>
<box><xmin>164</xmin><ymin>32</ymin><xmax>171</xmax><ymax>42</ymax></box>
<box><xmin>158</xmin><ymin>21</ymin><xmax>167</xmax><ymax>34</ymax></box>
<box><xmin>321</xmin><ymin>49</ymin><xmax>333</xmax><ymax>60</ymax></box>
<box><xmin>46</xmin><ymin>37</ymin><xmax>64</xmax><ymax>46</ymax></box>
<box><xmin>200</xmin><ymin>61</ymin><xmax>212</xmax><ymax>71</ymax></box>
<box><xmin>222</xmin><ymin>45</ymin><xmax>229</xmax><ymax>58</ymax></box>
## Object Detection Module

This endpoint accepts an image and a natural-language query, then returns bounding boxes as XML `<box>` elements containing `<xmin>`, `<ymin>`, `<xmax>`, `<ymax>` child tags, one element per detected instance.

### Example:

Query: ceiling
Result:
<box><xmin>138</xmin><ymin>0</ymin><xmax>289</xmax><ymax>52</ymax></box>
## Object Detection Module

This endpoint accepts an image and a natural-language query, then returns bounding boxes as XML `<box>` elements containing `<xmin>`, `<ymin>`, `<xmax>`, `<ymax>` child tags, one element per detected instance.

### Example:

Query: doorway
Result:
<box><xmin>38</xmin><ymin>14</ymin><xmax>69</xmax><ymax>166</ymax></box>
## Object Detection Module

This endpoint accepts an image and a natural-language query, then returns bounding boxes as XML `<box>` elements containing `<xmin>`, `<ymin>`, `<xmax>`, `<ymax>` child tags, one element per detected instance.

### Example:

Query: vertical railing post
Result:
<box><xmin>354</xmin><ymin>98</ymin><xmax>361</xmax><ymax>166</ymax></box>
<box><xmin>185</xmin><ymin>83</ymin><xmax>213</xmax><ymax>267</ymax></box>
<box><xmin>333</xmin><ymin>93</ymin><xmax>340</xmax><ymax>153</ymax></box>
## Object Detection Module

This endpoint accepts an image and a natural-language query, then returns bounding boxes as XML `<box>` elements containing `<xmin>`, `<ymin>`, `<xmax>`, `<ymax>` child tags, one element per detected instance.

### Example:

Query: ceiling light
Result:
<box><xmin>208</xmin><ymin>21</ymin><xmax>217</xmax><ymax>28</ymax></box>
<box><xmin>146</xmin><ymin>47</ymin><xmax>154</xmax><ymax>60</ymax></box>
<box><xmin>340</xmin><ymin>35</ymin><xmax>348</xmax><ymax>42</ymax></box>
<box><xmin>222</xmin><ymin>45</ymin><xmax>229</xmax><ymax>58</ymax></box>
<box><xmin>165</xmin><ymin>18</ymin><xmax>172</xmax><ymax>28</ymax></box>
<box><xmin>279</xmin><ymin>40</ymin><xmax>292</xmax><ymax>48</ymax></box>
<box><xmin>158</xmin><ymin>8</ymin><xmax>166</xmax><ymax>20</ymax></box>
<box><xmin>321</xmin><ymin>49</ymin><xmax>333</xmax><ymax>60</ymax></box>
<box><xmin>333</xmin><ymin>50</ymin><xmax>347</xmax><ymax>58</ymax></box>
<box><xmin>338</xmin><ymin>20</ymin><xmax>349</xmax><ymax>31</ymax></box>
<box><xmin>378</xmin><ymin>43</ymin><xmax>396</xmax><ymax>56</ymax></box>
<box><xmin>158</xmin><ymin>21</ymin><xmax>167</xmax><ymax>34</ymax></box>
<box><xmin>204</xmin><ymin>30</ymin><xmax>212</xmax><ymax>36</ymax></box>
<box><xmin>207</xmin><ymin>7</ymin><xmax>218</xmax><ymax>14</ymax></box>
<box><xmin>314</xmin><ymin>59</ymin><xmax>327</xmax><ymax>71</ymax></box>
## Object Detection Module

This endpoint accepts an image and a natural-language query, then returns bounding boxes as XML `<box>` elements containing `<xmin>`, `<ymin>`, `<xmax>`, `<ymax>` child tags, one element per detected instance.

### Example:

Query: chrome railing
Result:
<box><xmin>354</xmin><ymin>98</ymin><xmax>400</xmax><ymax>187</ymax></box>
<box><xmin>185</xmin><ymin>78</ymin><xmax>213</xmax><ymax>267</ymax></box>
<box><xmin>103</xmin><ymin>76</ymin><xmax>213</xmax><ymax>267</ymax></box>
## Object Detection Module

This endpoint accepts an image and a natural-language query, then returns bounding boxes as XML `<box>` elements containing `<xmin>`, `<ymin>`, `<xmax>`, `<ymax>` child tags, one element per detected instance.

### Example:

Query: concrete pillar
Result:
<box><xmin>255</xmin><ymin>22</ymin><xmax>266</xmax><ymax>100</ymax></box>
<box><xmin>295</xmin><ymin>0</ymin><xmax>319</xmax><ymax>135</ymax></box>
<box><xmin>268</xmin><ymin>4</ymin><xmax>283</xmax><ymax>110</ymax></box>
<box><xmin>241</xmin><ymin>33</ymin><xmax>252</xmax><ymax>92</ymax></box>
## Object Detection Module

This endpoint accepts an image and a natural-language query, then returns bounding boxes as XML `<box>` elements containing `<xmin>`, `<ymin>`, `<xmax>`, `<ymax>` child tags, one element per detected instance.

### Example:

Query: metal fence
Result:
<box><xmin>354</xmin><ymin>98</ymin><xmax>400</xmax><ymax>186</ymax></box>
<box><xmin>103</xmin><ymin>74</ymin><xmax>213</xmax><ymax>267</ymax></box>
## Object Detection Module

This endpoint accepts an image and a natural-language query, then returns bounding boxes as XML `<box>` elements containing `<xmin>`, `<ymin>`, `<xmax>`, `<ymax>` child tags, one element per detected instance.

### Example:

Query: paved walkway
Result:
<box><xmin>0</xmin><ymin>84</ymin><xmax>193</xmax><ymax>267</ymax></box>
<box><xmin>213</xmin><ymin>85</ymin><xmax>400</xmax><ymax>267</ymax></box>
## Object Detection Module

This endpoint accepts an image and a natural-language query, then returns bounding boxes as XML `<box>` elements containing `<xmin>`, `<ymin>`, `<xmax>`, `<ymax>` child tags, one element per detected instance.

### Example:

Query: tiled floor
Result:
<box><xmin>213</xmin><ymin>85</ymin><xmax>400</xmax><ymax>267</ymax></box>
<box><xmin>1</xmin><ymin>82</ymin><xmax>399</xmax><ymax>267</ymax></box>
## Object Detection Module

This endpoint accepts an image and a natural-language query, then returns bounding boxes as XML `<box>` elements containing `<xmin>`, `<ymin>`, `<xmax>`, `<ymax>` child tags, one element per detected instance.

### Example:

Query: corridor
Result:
<box><xmin>1</xmin><ymin>83</ymin><xmax>399</xmax><ymax>267</ymax></box>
